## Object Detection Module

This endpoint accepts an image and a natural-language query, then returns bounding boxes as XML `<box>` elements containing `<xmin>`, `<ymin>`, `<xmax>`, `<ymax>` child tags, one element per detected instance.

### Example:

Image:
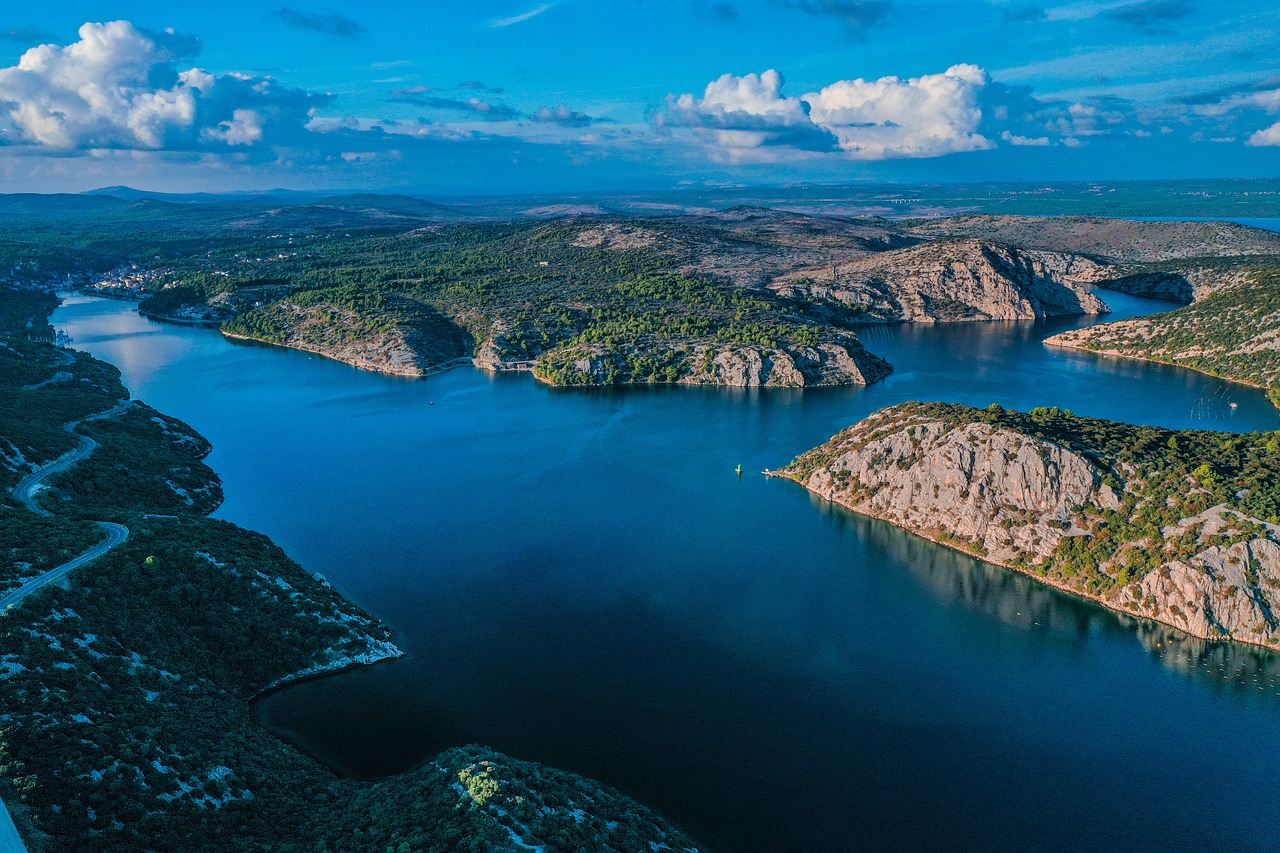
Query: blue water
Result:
<box><xmin>53</xmin><ymin>292</ymin><xmax>1280</xmax><ymax>852</ymax></box>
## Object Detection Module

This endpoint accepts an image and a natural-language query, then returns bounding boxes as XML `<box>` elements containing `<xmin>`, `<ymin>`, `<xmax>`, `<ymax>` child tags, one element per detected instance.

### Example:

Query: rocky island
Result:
<box><xmin>772</xmin><ymin>402</ymin><xmax>1280</xmax><ymax>648</ymax></box>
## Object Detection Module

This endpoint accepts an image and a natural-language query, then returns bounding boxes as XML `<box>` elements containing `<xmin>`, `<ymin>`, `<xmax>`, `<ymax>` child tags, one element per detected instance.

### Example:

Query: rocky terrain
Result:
<box><xmin>771</xmin><ymin>238</ymin><xmax>1112</xmax><ymax>323</ymax></box>
<box><xmin>222</xmin><ymin>292</ymin><xmax>472</xmax><ymax>377</ymax></box>
<box><xmin>533</xmin><ymin>333</ymin><xmax>892</xmax><ymax>388</ymax></box>
<box><xmin>1046</xmin><ymin>268</ymin><xmax>1280</xmax><ymax>405</ymax></box>
<box><xmin>773</xmin><ymin>402</ymin><xmax>1280</xmax><ymax>648</ymax></box>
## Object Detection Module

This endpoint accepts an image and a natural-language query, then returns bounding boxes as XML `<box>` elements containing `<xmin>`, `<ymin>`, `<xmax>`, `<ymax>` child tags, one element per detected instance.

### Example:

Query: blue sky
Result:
<box><xmin>0</xmin><ymin>1</ymin><xmax>1277</xmax><ymax>193</ymax></box>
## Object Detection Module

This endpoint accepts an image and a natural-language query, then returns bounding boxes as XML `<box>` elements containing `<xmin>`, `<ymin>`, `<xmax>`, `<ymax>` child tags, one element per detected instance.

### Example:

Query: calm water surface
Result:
<box><xmin>53</xmin><ymin>291</ymin><xmax>1280</xmax><ymax>852</ymax></box>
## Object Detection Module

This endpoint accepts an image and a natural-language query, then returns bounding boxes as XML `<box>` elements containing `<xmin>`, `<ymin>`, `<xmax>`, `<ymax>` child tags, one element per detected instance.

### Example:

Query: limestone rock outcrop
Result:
<box><xmin>772</xmin><ymin>239</ymin><xmax>1112</xmax><ymax>323</ymax></box>
<box><xmin>775</xmin><ymin>404</ymin><xmax>1280</xmax><ymax>648</ymax></box>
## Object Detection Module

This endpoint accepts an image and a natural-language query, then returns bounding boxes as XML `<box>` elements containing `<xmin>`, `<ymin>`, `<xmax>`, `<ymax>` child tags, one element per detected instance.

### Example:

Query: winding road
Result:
<box><xmin>0</xmin><ymin>356</ymin><xmax>134</xmax><ymax>851</ymax></box>
<box><xmin>5</xmin><ymin>398</ymin><xmax>133</xmax><ymax>607</ymax></box>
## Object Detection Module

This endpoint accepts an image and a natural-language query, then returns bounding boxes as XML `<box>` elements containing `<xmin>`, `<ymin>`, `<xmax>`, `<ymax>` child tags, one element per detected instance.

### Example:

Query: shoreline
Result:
<box><xmin>137</xmin><ymin>308</ymin><xmax>225</xmax><ymax>327</ymax></box>
<box><xmin>1044</xmin><ymin>336</ymin><xmax>1276</xmax><ymax>404</ymax></box>
<box><xmin>219</xmin><ymin>330</ymin><xmax>475</xmax><ymax>378</ymax></box>
<box><xmin>250</xmin><ymin>643</ymin><xmax>405</xmax><ymax>701</ymax></box>
<box><xmin>764</xmin><ymin>468</ymin><xmax>1279</xmax><ymax>653</ymax></box>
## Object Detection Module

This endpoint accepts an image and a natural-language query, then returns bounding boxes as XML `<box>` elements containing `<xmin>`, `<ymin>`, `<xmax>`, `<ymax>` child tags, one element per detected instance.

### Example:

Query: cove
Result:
<box><xmin>52</xmin><ymin>291</ymin><xmax>1280</xmax><ymax>853</ymax></box>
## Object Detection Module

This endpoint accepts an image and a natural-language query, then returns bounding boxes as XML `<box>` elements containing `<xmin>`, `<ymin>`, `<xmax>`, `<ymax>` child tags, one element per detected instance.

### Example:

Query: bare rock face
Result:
<box><xmin>773</xmin><ymin>239</ymin><xmax>1112</xmax><ymax>323</ymax></box>
<box><xmin>1112</xmin><ymin>536</ymin><xmax>1280</xmax><ymax>647</ymax></box>
<box><xmin>681</xmin><ymin>338</ymin><xmax>892</xmax><ymax>388</ymax></box>
<box><xmin>534</xmin><ymin>335</ymin><xmax>892</xmax><ymax>388</ymax></box>
<box><xmin>223</xmin><ymin>300</ymin><xmax>471</xmax><ymax>377</ymax></box>
<box><xmin>795</xmin><ymin>414</ymin><xmax>1102</xmax><ymax>563</ymax></box>
<box><xmin>777</xmin><ymin>404</ymin><xmax>1280</xmax><ymax>649</ymax></box>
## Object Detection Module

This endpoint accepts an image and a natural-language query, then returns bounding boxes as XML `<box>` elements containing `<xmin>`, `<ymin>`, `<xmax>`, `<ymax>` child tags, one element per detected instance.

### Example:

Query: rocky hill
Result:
<box><xmin>533</xmin><ymin>332</ymin><xmax>891</xmax><ymax>388</ymax></box>
<box><xmin>772</xmin><ymin>238</ymin><xmax>1112</xmax><ymax>323</ymax></box>
<box><xmin>772</xmin><ymin>402</ymin><xmax>1280</xmax><ymax>648</ymax></box>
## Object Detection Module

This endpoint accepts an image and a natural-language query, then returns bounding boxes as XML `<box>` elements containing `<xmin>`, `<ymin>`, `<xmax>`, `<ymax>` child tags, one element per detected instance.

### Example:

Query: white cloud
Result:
<box><xmin>662</xmin><ymin>64</ymin><xmax>998</xmax><ymax>161</ymax></box>
<box><xmin>0</xmin><ymin>20</ymin><xmax>325</xmax><ymax>151</ymax></box>
<box><xmin>803</xmin><ymin>64</ymin><xmax>995</xmax><ymax>158</ymax></box>
<box><xmin>204</xmin><ymin>109</ymin><xmax>264</xmax><ymax>146</ymax></box>
<box><xmin>1246</xmin><ymin>121</ymin><xmax>1280</xmax><ymax>147</ymax></box>
<box><xmin>489</xmin><ymin>3</ymin><xmax>553</xmax><ymax>28</ymax></box>
<box><xmin>1001</xmin><ymin>130</ymin><xmax>1051</xmax><ymax>145</ymax></box>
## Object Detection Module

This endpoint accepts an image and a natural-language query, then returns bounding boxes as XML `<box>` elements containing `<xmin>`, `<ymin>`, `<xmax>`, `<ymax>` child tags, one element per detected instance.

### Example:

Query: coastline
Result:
<box><xmin>137</xmin><ymin>308</ymin><xmax>225</xmax><ymax>327</ymax></box>
<box><xmin>219</xmin><ymin>330</ymin><xmax>475</xmax><ymax>378</ymax></box>
<box><xmin>1043</xmin><ymin>336</ymin><xmax>1275</xmax><ymax>399</ymax></box>
<box><xmin>764</xmin><ymin>468</ymin><xmax>1278</xmax><ymax>652</ymax></box>
<box><xmin>251</xmin><ymin>641</ymin><xmax>405</xmax><ymax>700</ymax></box>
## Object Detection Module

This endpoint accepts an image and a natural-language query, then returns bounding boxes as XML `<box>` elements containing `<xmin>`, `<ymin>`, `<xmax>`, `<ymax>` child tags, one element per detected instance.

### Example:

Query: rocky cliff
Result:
<box><xmin>773</xmin><ymin>402</ymin><xmax>1280</xmax><ymax>648</ymax></box>
<box><xmin>532</xmin><ymin>333</ymin><xmax>892</xmax><ymax>388</ymax></box>
<box><xmin>772</xmin><ymin>239</ymin><xmax>1112</xmax><ymax>323</ymax></box>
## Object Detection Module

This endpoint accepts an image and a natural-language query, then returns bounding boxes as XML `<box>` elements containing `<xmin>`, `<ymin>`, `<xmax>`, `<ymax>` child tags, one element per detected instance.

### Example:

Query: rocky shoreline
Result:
<box><xmin>772</xmin><ymin>402</ymin><xmax>1280</xmax><ymax>650</ymax></box>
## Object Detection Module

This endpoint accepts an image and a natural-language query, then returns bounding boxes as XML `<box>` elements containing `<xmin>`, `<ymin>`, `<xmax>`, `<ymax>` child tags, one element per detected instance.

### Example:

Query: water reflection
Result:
<box><xmin>815</xmin><ymin>495</ymin><xmax>1280</xmax><ymax>699</ymax></box>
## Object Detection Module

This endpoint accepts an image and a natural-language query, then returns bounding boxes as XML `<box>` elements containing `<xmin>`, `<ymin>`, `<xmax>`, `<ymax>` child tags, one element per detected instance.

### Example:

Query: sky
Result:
<box><xmin>0</xmin><ymin>0</ymin><xmax>1277</xmax><ymax>194</ymax></box>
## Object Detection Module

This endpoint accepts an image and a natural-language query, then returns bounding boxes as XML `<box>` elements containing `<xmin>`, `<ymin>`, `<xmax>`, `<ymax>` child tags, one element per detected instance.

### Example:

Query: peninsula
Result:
<box><xmin>772</xmin><ymin>402</ymin><xmax>1280</xmax><ymax>648</ymax></box>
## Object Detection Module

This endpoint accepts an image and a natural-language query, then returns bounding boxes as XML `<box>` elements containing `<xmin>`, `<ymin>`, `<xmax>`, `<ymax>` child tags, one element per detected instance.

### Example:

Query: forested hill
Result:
<box><xmin>1046</xmin><ymin>266</ymin><xmax>1280</xmax><ymax>408</ymax></box>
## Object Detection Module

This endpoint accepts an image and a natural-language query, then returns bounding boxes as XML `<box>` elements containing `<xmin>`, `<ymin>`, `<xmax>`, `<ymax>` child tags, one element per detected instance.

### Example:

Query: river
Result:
<box><xmin>53</xmin><ymin>291</ymin><xmax>1280</xmax><ymax>852</ymax></box>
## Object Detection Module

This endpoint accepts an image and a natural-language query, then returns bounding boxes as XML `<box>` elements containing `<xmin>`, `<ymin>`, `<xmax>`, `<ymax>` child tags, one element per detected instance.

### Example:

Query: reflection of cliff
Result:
<box><xmin>1128</xmin><ymin>621</ymin><xmax>1280</xmax><ymax>699</ymax></box>
<box><xmin>812</xmin><ymin>492</ymin><xmax>1280</xmax><ymax>699</ymax></box>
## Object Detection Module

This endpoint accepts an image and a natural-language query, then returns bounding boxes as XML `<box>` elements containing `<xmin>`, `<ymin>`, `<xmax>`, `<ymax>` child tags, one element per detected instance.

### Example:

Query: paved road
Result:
<box><xmin>12</xmin><ymin>400</ymin><xmax>130</xmax><ymax>517</ymax></box>
<box><xmin>0</xmin><ymin>522</ymin><xmax>129</xmax><ymax>612</ymax></box>
<box><xmin>0</xmin><ymin>359</ymin><xmax>133</xmax><ymax>851</ymax></box>
<box><xmin>6</xmin><ymin>400</ymin><xmax>134</xmax><ymax>608</ymax></box>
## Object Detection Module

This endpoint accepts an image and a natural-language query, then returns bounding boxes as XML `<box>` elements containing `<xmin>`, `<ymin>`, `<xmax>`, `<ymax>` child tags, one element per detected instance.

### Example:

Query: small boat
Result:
<box><xmin>735</xmin><ymin>464</ymin><xmax>743</xmax><ymax>476</ymax></box>
<box><xmin>1229</xmin><ymin>402</ymin><xmax>1239</xmax><ymax>409</ymax></box>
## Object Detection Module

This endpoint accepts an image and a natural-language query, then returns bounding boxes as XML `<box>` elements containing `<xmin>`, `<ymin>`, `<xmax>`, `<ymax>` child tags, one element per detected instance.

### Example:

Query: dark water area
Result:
<box><xmin>53</xmin><ymin>291</ymin><xmax>1280</xmax><ymax>852</ymax></box>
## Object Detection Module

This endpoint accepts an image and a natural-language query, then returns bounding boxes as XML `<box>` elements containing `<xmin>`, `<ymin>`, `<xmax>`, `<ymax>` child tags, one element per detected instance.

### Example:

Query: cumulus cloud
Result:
<box><xmin>0</xmin><ymin>21</ymin><xmax>327</xmax><ymax>151</ymax></box>
<box><xmin>1247</xmin><ymin>122</ymin><xmax>1280</xmax><ymax>147</ymax></box>
<box><xmin>660</xmin><ymin>70</ymin><xmax>837</xmax><ymax>159</ymax></box>
<box><xmin>270</xmin><ymin>8</ymin><xmax>366</xmax><ymax>38</ymax></box>
<box><xmin>1001</xmin><ymin>130</ymin><xmax>1051</xmax><ymax>145</ymax></box>
<box><xmin>661</xmin><ymin>65</ymin><xmax>998</xmax><ymax>161</ymax></box>
<box><xmin>805</xmin><ymin>64</ymin><xmax>994</xmax><ymax>158</ymax></box>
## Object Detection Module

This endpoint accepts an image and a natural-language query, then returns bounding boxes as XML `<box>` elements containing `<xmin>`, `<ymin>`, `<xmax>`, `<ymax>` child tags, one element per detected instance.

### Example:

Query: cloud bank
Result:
<box><xmin>0</xmin><ymin>21</ymin><xmax>326</xmax><ymax>151</ymax></box>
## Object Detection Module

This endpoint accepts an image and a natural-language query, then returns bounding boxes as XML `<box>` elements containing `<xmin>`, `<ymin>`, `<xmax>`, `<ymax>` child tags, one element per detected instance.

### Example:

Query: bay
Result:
<box><xmin>52</xmin><ymin>290</ymin><xmax>1280</xmax><ymax>852</ymax></box>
